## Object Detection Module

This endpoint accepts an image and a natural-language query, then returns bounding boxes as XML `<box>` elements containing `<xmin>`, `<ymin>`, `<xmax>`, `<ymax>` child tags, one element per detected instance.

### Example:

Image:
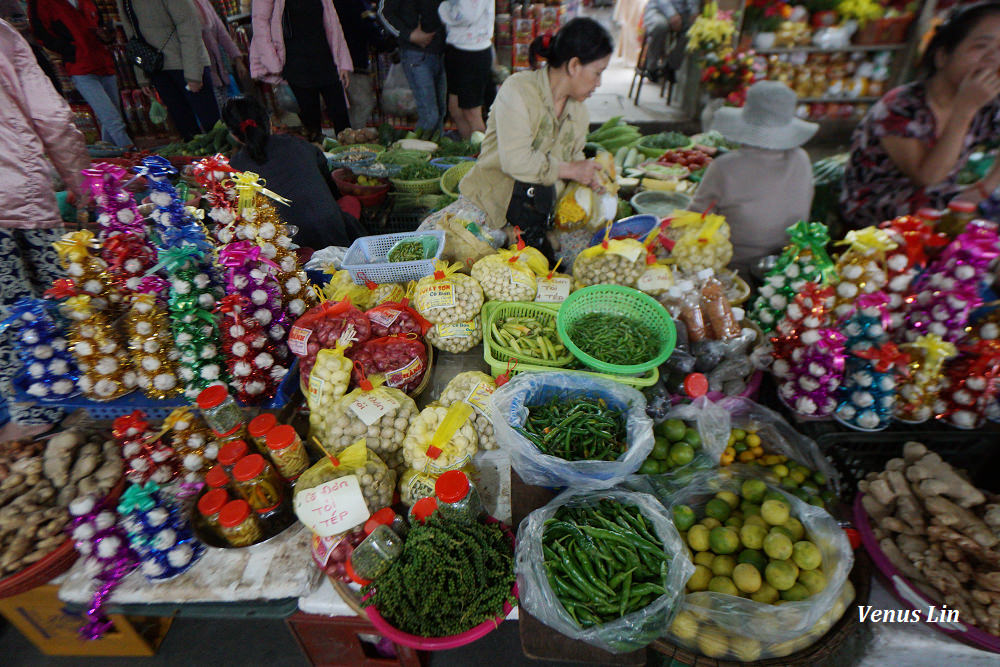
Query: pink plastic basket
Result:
<box><xmin>854</xmin><ymin>493</ymin><xmax>1000</xmax><ymax>653</ymax></box>
<box><xmin>362</xmin><ymin>517</ymin><xmax>518</xmax><ymax>650</ymax></box>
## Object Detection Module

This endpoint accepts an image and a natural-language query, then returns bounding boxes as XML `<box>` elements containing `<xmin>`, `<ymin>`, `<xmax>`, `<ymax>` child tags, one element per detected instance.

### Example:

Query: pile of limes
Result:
<box><xmin>673</xmin><ymin>479</ymin><xmax>827</xmax><ymax>604</ymax></box>
<box><xmin>638</xmin><ymin>418</ymin><xmax>701</xmax><ymax>474</ymax></box>
<box><xmin>721</xmin><ymin>428</ymin><xmax>836</xmax><ymax>508</ymax></box>
<box><xmin>720</xmin><ymin>428</ymin><xmax>763</xmax><ymax>465</ymax></box>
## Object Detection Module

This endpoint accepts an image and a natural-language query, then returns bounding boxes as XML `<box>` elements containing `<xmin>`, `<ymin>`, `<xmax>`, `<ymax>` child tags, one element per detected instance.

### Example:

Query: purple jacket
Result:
<box><xmin>192</xmin><ymin>0</ymin><xmax>242</xmax><ymax>88</ymax></box>
<box><xmin>249</xmin><ymin>0</ymin><xmax>353</xmax><ymax>85</ymax></box>
<box><xmin>0</xmin><ymin>19</ymin><xmax>88</xmax><ymax>229</ymax></box>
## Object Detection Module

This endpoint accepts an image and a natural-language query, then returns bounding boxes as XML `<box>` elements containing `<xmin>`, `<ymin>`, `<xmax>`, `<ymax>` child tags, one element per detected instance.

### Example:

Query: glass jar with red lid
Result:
<box><xmin>197</xmin><ymin>488</ymin><xmax>230</xmax><ymax>532</ymax></box>
<box><xmin>218</xmin><ymin>499</ymin><xmax>263</xmax><ymax>547</ymax></box>
<box><xmin>217</xmin><ymin>439</ymin><xmax>249</xmax><ymax>474</ymax></box>
<box><xmin>196</xmin><ymin>385</ymin><xmax>244</xmax><ymax>436</ymax></box>
<box><xmin>232</xmin><ymin>453</ymin><xmax>285</xmax><ymax>514</ymax></box>
<box><xmin>248</xmin><ymin>413</ymin><xmax>277</xmax><ymax>454</ymax></box>
<box><xmin>205</xmin><ymin>465</ymin><xmax>230</xmax><ymax>489</ymax></box>
<box><xmin>265</xmin><ymin>425</ymin><xmax>310</xmax><ymax>482</ymax></box>
<box><xmin>435</xmin><ymin>470</ymin><xmax>484</xmax><ymax>522</ymax></box>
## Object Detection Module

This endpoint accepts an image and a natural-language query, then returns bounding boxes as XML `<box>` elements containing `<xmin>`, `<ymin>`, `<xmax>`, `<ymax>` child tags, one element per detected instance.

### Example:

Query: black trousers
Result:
<box><xmin>149</xmin><ymin>67</ymin><xmax>220</xmax><ymax>141</ymax></box>
<box><xmin>289</xmin><ymin>80</ymin><xmax>350</xmax><ymax>140</ymax></box>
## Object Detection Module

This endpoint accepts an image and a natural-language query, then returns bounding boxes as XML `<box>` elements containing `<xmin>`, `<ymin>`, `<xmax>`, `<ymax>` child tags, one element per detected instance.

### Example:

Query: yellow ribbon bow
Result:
<box><xmin>912</xmin><ymin>334</ymin><xmax>958</xmax><ymax>374</ymax></box>
<box><xmin>232</xmin><ymin>171</ymin><xmax>292</xmax><ymax>212</ymax></box>
<box><xmin>53</xmin><ymin>230</ymin><xmax>99</xmax><ymax>263</ymax></box>
<box><xmin>63</xmin><ymin>294</ymin><xmax>95</xmax><ymax>317</ymax></box>
<box><xmin>837</xmin><ymin>226</ymin><xmax>898</xmax><ymax>259</ymax></box>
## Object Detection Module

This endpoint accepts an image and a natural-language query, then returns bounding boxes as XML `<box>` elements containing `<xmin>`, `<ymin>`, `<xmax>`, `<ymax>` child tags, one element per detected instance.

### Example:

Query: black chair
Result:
<box><xmin>628</xmin><ymin>31</ymin><xmax>678</xmax><ymax>105</ymax></box>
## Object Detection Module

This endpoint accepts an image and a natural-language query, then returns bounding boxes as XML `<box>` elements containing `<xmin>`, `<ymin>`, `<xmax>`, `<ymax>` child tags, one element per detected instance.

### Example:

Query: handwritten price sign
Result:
<box><xmin>294</xmin><ymin>475</ymin><xmax>370</xmax><ymax>537</ymax></box>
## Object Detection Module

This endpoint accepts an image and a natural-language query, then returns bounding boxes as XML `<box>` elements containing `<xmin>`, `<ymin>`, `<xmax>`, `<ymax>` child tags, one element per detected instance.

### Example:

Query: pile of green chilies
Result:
<box><xmin>568</xmin><ymin>313</ymin><xmax>659</xmax><ymax>366</ymax></box>
<box><xmin>387</xmin><ymin>240</ymin><xmax>424</xmax><ymax>262</ymax></box>
<box><xmin>542</xmin><ymin>500</ymin><xmax>670</xmax><ymax>628</ymax></box>
<box><xmin>514</xmin><ymin>396</ymin><xmax>626</xmax><ymax>461</ymax></box>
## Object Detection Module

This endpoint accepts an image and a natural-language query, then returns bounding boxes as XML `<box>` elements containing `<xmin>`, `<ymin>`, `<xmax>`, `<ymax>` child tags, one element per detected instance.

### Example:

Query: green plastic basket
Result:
<box><xmin>481</xmin><ymin>301</ymin><xmax>574</xmax><ymax>368</ymax></box>
<box><xmin>556</xmin><ymin>285</ymin><xmax>675</xmax><ymax>375</ymax></box>
<box><xmin>390</xmin><ymin>176</ymin><xmax>442</xmax><ymax>194</ymax></box>
<box><xmin>441</xmin><ymin>160</ymin><xmax>475</xmax><ymax>198</ymax></box>
<box><xmin>483</xmin><ymin>352</ymin><xmax>659</xmax><ymax>388</ymax></box>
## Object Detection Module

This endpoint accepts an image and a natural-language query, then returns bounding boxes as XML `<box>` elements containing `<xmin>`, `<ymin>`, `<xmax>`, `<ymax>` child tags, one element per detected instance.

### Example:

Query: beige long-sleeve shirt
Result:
<box><xmin>691</xmin><ymin>147</ymin><xmax>814</xmax><ymax>277</ymax></box>
<box><xmin>460</xmin><ymin>68</ymin><xmax>589</xmax><ymax>229</ymax></box>
<box><xmin>116</xmin><ymin>0</ymin><xmax>211</xmax><ymax>85</ymax></box>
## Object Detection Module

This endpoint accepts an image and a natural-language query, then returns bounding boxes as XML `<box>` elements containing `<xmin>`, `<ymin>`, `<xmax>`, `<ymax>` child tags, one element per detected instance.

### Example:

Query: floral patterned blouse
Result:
<box><xmin>840</xmin><ymin>81</ymin><xmax>1000</xmax><ymax>228</ymax></box>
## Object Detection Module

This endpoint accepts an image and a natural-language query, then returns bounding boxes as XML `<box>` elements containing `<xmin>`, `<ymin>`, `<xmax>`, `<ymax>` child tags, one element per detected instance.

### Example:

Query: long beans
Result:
<box><xmin>514</xmin><ymin>396</ymin><xmax>626</xmax><ymax>461</ymax></box>
<box><xmin>542</xmin><ymin>499</ymin><xmax>671</xmax><ymax>628</ymax></box>
<box><xmin>568</xmin><ymin>313</ymin><xmax>659</xmax><ymax>366</ymax></box>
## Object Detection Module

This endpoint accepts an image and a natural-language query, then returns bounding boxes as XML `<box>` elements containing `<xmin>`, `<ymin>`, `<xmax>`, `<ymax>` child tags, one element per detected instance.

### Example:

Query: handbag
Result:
<box><xmin>122</xmin><ymin>0</ymin><xmax>174</xmax><ymax>75</ymax></box>
<box><xmin>506</xmin><ymin>181</ymin><xmax>557</xmax><ymax>264</ymax></box>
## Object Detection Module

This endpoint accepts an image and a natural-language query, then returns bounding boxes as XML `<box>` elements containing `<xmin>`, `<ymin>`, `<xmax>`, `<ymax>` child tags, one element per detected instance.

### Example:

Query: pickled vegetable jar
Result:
<box><xmin>939</xmin><ymin>200</ymin><xmax>976</xmax><ymax>238</ymax></box>
<box><xmin>197</xmin><ymin>488</ymin><xmax>229</xmax><ymax>532</ymax></box>
<box><xmin>205</xmin><ymin>465</ymin><xmax>230</xmax><ymax>489</ymax></box>
<box><xmin>248</xmin><ymin>413</ymin><xmax>277</xmax><ymax>454</ymax></box>
<box><xmin>217</xmin><ymin>439</ymin><xmax>249</xmax><ymax>474</ymax></box>
<box><xmin>232</xmin><ymin>454</ymin><xmax>285</xmax><ymax>514</ymax></box>
<box><xmin>265</xmin><ymin>425</ymin><xmax>310</xmax><ymax>481</ymax></box>
<box><xmin>218</xmin><ymin>499</ymin><xmax>263</xmax><ymax>547</ymax></box>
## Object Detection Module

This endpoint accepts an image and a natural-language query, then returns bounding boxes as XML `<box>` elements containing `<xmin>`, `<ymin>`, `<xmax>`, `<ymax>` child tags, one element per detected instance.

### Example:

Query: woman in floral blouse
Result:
<box><xmin>841</xmin><ymin>2</ymin><xmax>1000</xmax><ymax>228</ymax></box>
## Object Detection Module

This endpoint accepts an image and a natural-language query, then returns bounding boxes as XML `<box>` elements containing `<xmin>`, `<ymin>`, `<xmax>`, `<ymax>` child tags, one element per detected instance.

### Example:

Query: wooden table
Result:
<box><xmin>511</xmin><ymin>472</ymin><xmax>647</xmax><ymax>665</ymax></box>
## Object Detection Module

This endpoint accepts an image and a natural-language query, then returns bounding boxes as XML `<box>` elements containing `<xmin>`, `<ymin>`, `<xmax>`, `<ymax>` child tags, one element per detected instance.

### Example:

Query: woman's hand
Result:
<box><xmin>954</xmin><ymin>67</ymin><xmax>1000</xmax><ymax>117</ymax></box>
<box><xmin>339</xmin><ymin>70</ymin><xmax>350</xmax><ymax>91</ymax></box>
<box><xmin>559</xmin><ymin>160</ymin><xmax>605</xmax><ymax>191</ymax></box>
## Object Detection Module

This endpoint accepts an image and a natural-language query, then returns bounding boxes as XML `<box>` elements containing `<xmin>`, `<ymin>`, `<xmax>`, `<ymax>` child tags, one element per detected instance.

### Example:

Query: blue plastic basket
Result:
<box><xmin>341</xmin><ymin>230</ymin><xmax>446</xmax><ymax>284</ymax></box>
<box><xmin>430</xmin><ymin>156</ymin><xmax>475</xmax><ymax>171</ymax></box>
<box><xmin>12</xmin><ymin>360</ymin><xmax>300</xmax><ymax>420</ymax></box>
<box><xmin>587</xmin><ymin>214</ymin><xmax>659</xmax><ymax>248</ymax></box>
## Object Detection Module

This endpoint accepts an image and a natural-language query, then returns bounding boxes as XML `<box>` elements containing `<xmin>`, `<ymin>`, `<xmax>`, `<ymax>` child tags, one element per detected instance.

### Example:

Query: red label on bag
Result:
<box><xmin>385</xmin><ymin>356</ymin><xmax>424</xmax><ymax>388</ymax></box>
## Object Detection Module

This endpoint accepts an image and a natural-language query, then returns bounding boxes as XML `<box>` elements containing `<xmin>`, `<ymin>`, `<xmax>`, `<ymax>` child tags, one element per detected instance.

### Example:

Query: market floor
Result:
<box><xmin>0</xmin><ymin>618</ymin><xmax>656</xmax><ymax>667</ymax></box>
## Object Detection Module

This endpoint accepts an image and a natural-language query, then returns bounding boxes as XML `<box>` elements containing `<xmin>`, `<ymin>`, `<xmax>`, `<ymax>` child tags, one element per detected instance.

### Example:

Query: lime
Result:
<box><xmin>792</xmin><ymin>541</ymin><xmax>822</xmax><ymax>570</ymax></box>
<box><xmin>705</xmin><ymin>498</ymin><xmax>732</xmax><ymax>522</ymax></box>
<box><xmin>709</xmin><ymin>527</ymin><xmax>740</xmax><ymax>555</ymax></box>
<box><xmin>693</xmin><ymin>551</ymin><xmax>715</xmax><ymax>568</ymax></box>
<box><xmin>739</xmin><ymin>524</ymin><xmax>767</xmax><ymax>550</ymax></box>
<box><xmin>781</xmin><ymin>476</ymin><xmax>800</xmax><ymax>490</ymax></box>
<box><xmin>673</xmin><ymin>505</ymin><xmax>697</xmax><ymax>532</ymax></box>
<box><xmin>708</xmin><ymin>576</ymin><xmax>739</xmax><ymax>596</ymax></box>
<box><xmin>781</xmin><ymin>582</ymin><xmax>811</xmax><ymax>602</ymax></box>
<box><xmin>660</xmin><ymin>418</ymin><xmax>686</xmax><ymax>442</ymax></box>
<box><xmin>687</xmin><ymin>524</ymin><xmax>710</xmax><ymax>551</ymax></box>
<box><xmin>683</xmin><ymin>427</ymin><xmax>702</xmax><ymax>447</ymax></box>
<box><xmin>798</xmin><ymin>569</ymin><xmax>827</xmax><ymax>595</ymax></box>
<box><xmin>733</xmin><ymin>563</ymin><xmax>762</xmax><ymax>593</ymax></box>
<box><xmin>670</xmin><ymin>442</ymin><xmax>695</xmax><ymax>467</ymax></box>
<box><xmin>741</xmin><ymin>479</ymin><xmax>767</xmax><ymax>504</ymax></box>
<box><xmin>737</xmin><ymin>548</ymin><xmax>768</xmax><ymax>572</ymax></box>
<box><xmin>731</xmin><ymin>428</ymin><xmax>746</xmax><ymax>441</ymax></box>
<box><xmin>688</xmin><ymin>564</ymin><xmax>713</xmax><ymax>591</ymax></box>
<box><xmin>716</xmin><ymin>491</ymin><xmax>740</xmax><ymax>509</ymax></box>
<box><xmin>745</xmin><ymin>433</ymin><xmax>761</xmax><ymax>447</ymax></box>
<box><xmin>652</xmin><ymin>437</ymin><xmax>670</xmax><ymax>460</ymax></box>
<box><xmin>657</xmin><ymin>459</ymin><xmax>674</xmax><ymax>474</ymax></box>
<box><xmin>638</xmin><ymin>458</ymin><xmax>660</xmax><ymax>475</ymax></box>
<box><xmin>701</xmin><ymin>517</ymin><xmax>722</xmax><ymax>530</ymax></box>
<box><xmin>750</xmin><ymin>582</ymin><xmax>780</xmax><ymax>604</ymax></box>
<box><xmin>711</xmin><ymin>554</ymin><xmax>736</xmax><ymax>577</ymax></box>
<box><xmin>763</xmin><ymin>533</ymin><xmax>793</xmax><ymax>561</ymax></box>
<box><xmin>761</xmin><ymin>499</ymin><xmax>790</xmax><ymax>526</ymax></box>
<box><xmin>765</xmin><ymin>560</ymin><xmax>799</xmax><ymax>591</ymax></box>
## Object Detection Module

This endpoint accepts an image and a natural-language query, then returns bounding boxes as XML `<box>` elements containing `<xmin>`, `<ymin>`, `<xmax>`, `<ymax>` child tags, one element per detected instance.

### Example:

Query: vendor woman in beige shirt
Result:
<box><xmin>421</xmin><ymin>18</ymin><xmax>613</xmax><ymax>259</ymax></box>
<box><xmin>690</xmin><ymin>81</ymin><xmax>817</xmax><ymax>278</ymax></box>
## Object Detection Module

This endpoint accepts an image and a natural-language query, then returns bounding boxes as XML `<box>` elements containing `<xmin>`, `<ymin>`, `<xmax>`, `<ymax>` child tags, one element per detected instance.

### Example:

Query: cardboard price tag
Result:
<box><xmin>436</xmin><ymin>321</ymin><xmax>476</xmax><ymax>338</ymax></box>
<box><xmin>385</xmin><ymin>357</ymin><xmax>424</xmax><ymax>388</ymax></box>
<box><xmin>417</xmin><ymin>282</ymin><xmax>455</xmax><ymax>309</ymax></box>
<box><xmin>348</xmin><ymin>392</ymin><xmax>400</xmax><ymax>426</ymax></box>
<box><xmin>294</xmin><ymin>475</ymin><xmax>370</xmax><ymax>537</ymax></box>
<box><xmin>535</xmin><ymin>276</ymin><xmax>571</xmax><ymax>303</ymax></box>
<box><xmin>368</xmin><ymin>308</ymin><xmax>401</xmax><ymax>328</ymax></box>
<box><xmin>465</xmin><ymin>381</ymin><xmax>495</xmax><ymax>416</ymax></box>
<box><xmin>637</xmin><ymin>266</ymin><xmax>674</xmax><ymax>293</ymax></box>
<box><xmin>509</xmin><ymin>266</ymin><xmax>534</xmax><ymax>288</ymax></box>
<box><xmin>287</xmin><ymin>326</ymin><xmax>312</xmax><ymax>356</ymax></box>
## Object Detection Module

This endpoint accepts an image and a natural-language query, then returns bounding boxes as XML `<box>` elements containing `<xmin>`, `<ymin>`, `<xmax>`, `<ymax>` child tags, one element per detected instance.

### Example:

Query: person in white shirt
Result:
<box><xmin>438</xmin><ymin>0</ymin><xmax>494</xmax><ymax>138</ymax></box>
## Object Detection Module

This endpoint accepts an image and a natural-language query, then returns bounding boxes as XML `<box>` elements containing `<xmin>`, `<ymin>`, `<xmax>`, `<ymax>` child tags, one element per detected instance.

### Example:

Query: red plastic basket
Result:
<box><xmin>362</xmin><ymin>518</ymin><xmax>517</xmax><ymax>650</ymax></box>
<box><xmin>332</xmin><ymin>168</ymin><xmax>390</xmax><ymax>197</ymax></box>
<box><xmin>0</xmin><ymin>475</ymin><xmax>126</xmax><ymax>599</ymax></box>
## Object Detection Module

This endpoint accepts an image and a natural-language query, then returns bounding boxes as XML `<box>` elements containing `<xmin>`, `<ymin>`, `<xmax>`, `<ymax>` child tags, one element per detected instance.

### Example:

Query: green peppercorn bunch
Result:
<box><xmin>361</xmin><ymin>514</ymin><xmax>516</xmax><ymax>637</ymax></box>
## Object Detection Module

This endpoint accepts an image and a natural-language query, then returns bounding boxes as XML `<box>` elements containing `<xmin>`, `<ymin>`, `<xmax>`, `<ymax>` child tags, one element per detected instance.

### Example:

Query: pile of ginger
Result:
<box><xmin>860</xmin><ymin>441</ymin><xmax>1000</xmax><ymax>636</ymax></box>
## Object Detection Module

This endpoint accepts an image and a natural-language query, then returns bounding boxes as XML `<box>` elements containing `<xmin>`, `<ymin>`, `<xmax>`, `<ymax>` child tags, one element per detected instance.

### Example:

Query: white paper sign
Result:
<box><xmin>287</xmin><ymin>326</ymin><xmax>312</xmax><ymax>356</ymax></box>
<box><xmin>610</xmin><ymin>243</ymin><xmax>644</xmax><ymax>263</ymax></box>
<box><xmin>535</xmin><ymin>276</ymin><xmax>571</xmax><ymax>303</ymax></box>
<box><xmin>294</xmin><ymin>475</ymin><xmax>371</xmax><ymax>537</ymax></box>
<box><xmin>348</xmin><ymin>392</ymin><xmax>400</xmax><ymax>425</ymax></box>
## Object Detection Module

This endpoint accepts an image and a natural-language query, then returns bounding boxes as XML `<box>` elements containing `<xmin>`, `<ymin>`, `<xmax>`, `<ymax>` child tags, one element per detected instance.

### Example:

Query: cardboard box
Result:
<box><xmin>0</xmin><ymin>585</ymin><xmax>171</xmax><ymax>657</ymax></box>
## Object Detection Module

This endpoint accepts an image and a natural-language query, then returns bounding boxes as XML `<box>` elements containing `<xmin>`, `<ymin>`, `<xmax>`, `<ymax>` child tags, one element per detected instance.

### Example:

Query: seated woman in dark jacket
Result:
<box><xmin>222</xmin><ymin>96</ymin><xmax>365</xmax><ymax>250</ymax></box>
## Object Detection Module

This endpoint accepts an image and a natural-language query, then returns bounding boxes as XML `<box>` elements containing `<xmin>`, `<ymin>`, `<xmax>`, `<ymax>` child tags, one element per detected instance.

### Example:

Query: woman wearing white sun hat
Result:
<box><xmin>690</xmin><ymin>80</ymin><xmax>818</xmax><ymax>279</ymax></box>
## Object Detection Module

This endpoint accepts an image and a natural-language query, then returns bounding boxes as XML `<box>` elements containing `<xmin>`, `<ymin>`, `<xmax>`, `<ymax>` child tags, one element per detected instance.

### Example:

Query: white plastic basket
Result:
<box><xmin>341</xmin><ymin>230</ymin><xmax>446</xmax><ymax>284</ymax></box>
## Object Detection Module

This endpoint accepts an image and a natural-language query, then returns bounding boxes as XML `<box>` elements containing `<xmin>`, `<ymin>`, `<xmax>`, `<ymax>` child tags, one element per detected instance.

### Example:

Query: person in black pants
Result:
<box><xmin>222</xmin><ymin>97</ymin><xmax>365</xmax><ymax>250</ymax></box>
<box><xmin>250</xmin><ymin>0</ymin><xmax>355</xmax><ymax>144</ymax></box>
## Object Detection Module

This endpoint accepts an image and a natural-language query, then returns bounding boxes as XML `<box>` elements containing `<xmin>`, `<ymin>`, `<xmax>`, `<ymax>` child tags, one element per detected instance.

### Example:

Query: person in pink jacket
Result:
<box><xmin>0</xmin><ymin>18</ymin><xmax>88</xmax><ymax>427</ymax></box>
<box><xmin>191</xmin><ymin>0</ymin><xmax>248</xmax><ymax>107</ymax></box>
<box><xmin>250</xmin><ymin>0</ymin><xmax>354</xmax><ymax>142</ymax></box>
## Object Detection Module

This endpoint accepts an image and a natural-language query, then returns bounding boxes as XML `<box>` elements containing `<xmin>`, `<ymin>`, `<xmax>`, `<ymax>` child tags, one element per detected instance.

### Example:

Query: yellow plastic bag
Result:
<box><xmin>323</xmin><ymin>269</ymin><xmax>375</xmax><ymax>310</ymax></box>
<box><xmin>402</xmin><ymin>402</ymin><xmax>479</xmax><ymax>474</ymax></box>
<box><xmin>667</xmin><ymin>210</ymin><xmax>733</xmax><ymax>273</ymax></box>
<box><xmin>438</xmin><ymin>371</ymin><xmax>497</xmax><ymax>450</ymax></box>
<box><xmin>306</xmin><ymin>333</ymin><xmax>355</xmax><ymax>445</ymax></box>
<box><xmin>413</xmin><ymin>261</ymin><xmax>484</xmax><ymax>325</ymax></box>
<box><xmin>572</xmin><ymin>227</ymin><xmax>647</xmax><ymax>287</ymax></box>
<box><xmin>294</xmin><ymin>439</ymin><xmax>396</xmax><ymax>519</ymax></box>
<box><xmin>471</xmin><ymin>248</ymin><xmax>538</xmax><ymax>301</ymax></box>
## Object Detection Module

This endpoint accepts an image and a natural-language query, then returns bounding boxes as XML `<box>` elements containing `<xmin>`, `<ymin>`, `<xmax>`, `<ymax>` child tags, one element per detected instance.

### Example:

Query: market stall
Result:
<box><xmin>2</xmin><ymin>122</ymin><xmax>1000</xmax><ymax>667</ymax></box>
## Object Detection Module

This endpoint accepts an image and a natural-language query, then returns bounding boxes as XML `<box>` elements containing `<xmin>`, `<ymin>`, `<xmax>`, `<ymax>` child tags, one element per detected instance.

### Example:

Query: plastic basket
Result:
<box><xmin>329</xmin><ymin>142</ymin><xmax>384</xmax><ymax>156</ymax></box>
<box><xmin>817</xmin><ymin>429</ymin><xmax>1000</xmax><ymax>502</ymax></box>
<box><xmin>386</xmin><ymin>235</ymin><xmax>439</xmax><ymax>262</ymax></box>
<box><xmin>430</xmin><ymin>156</ymin><xmax>474</xmax><ymax>171</ymax></box>
<box><xmin>556</xmin><ymin>285</ymin><xmax>676</xmax><ymax>375</ymax></box>
<box><xmin>341</xmin><ymin>230</ymin><xmax>446</xmax><ymax>284</ymax></box>
<box><xmin>484</xmin><ymin>352</ymin><xmax>659</xmax><ymax>388</ymax></box>
<box><xmin>328</xmin><ymin>147</ymin><xmax>379</xmax><ymax>170</ymax></box>
<box><xmin>362</xmin><ymin>517</ymin><xmax>517</xmax><ymax>650</ymax></box>
<box><xmin>390</xmin><ymin>175</ymin><xmax>442</xmax><ymax>194</ymax></box>
<box><xmin>441</xmin><ymin>160</ymin><xmax>476</xmax><ymax>197</ymax></box>
<box><xmin>332</xmin><ymin>168</ymin><xmax>390</xmax><ymax>197</ymax></box>
<box><xmin>481</xmin><ymin>301</ymin><xmax>574</xmax><ymax>368</ymax></box>
<box><xmin>630</xmin><ymin>190</ymin><xmax>691</xmax><ymax>218</ymax></box>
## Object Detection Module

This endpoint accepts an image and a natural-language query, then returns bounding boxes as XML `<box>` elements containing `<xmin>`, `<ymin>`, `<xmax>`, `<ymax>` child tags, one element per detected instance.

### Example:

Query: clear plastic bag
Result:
<box><xmin>471</xmin><ymin>249</ymin><xmax>538</xmax><ymax>302</ymax></box>
<box><xmin>488</xmin><ymin>371</ymin><xmax>654</xmax><ymax>489</ymax></box>
<box><xmin>303</xmin><ymin>247</ymin><xmax>349</xmax><ymax>273</ymax></box>
<box><xmin>716</xmin><ymin>396</ymin><xmax>839</xmax><ymax>493</ymax></box>
<box><xmin>572</xmin><ymin>238</ymin><xmax>646</xmax><ymax>288</ymax></box>
<box><xmin>381</xmin><ymin>63</ymin><xmax>417</xmax><ymax>117</ymax></box>
<box><xmin>660</xmin><ymin>469</ymin><xmax>854</xmax><ymax>659</ymax></box>
<box><xmin>307</xmin><ymin>344</ymin><xmax>354</xmax><ymax>443</ymax></box>
<box><xmin>425</xmin><ymin>316</ymin><xmax>483</xmax><ymax>353</ymax></box>
<box><xmin>413</xmin><ymin>261</ymin><xmax>484</xmax><ymax>325</ymax></box>
<box><xmin>319</xmin><ymin>383</ymin><xmax>419</xmax><ymax>474</ymax></box>
<box><xmin>401</xmin><ymin>402</ymin><xmax>479</xmax><ymax>474</ymax></box>
<box><xmin>515</xmin><ymin>487</ymin><xmax>694</xmax><ymax>653</ymax></box>
<box><xmin>294</xmin><ymin>440</ymin><xmax>397</xmax><ymax>516</ymax></box>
